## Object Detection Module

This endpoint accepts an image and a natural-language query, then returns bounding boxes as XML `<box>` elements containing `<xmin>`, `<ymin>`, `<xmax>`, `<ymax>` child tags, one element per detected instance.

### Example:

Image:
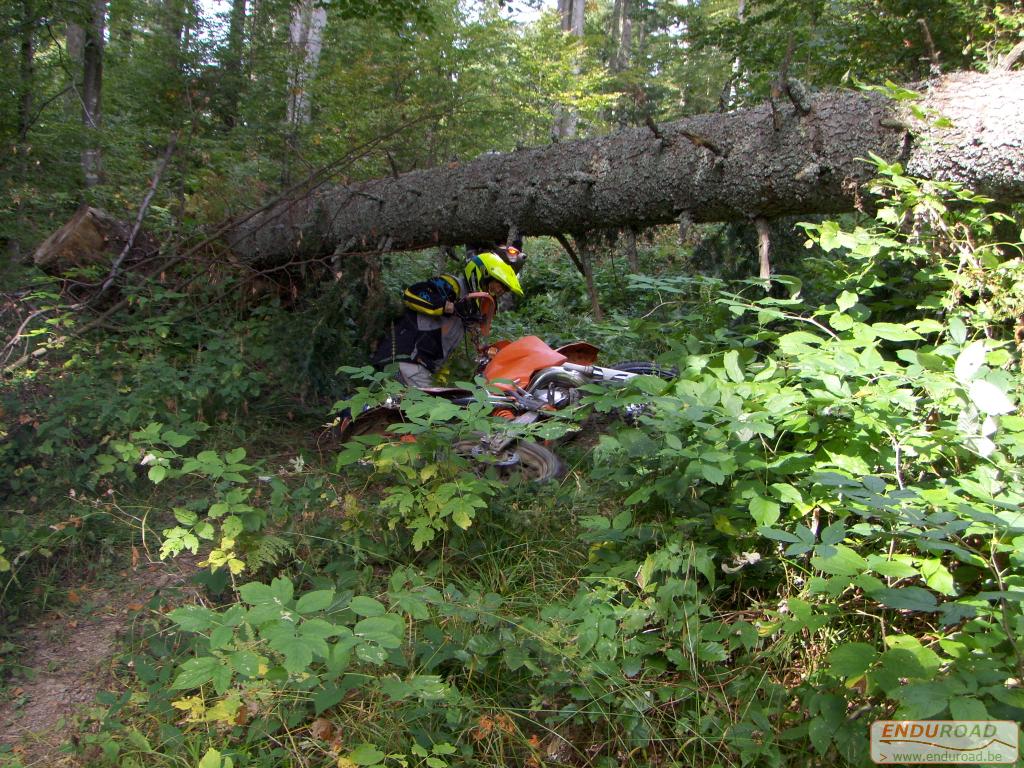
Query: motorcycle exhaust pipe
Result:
<box><xmin>562</xmin><ymin>362</ymin><xmax>637</xmax><ymax>384</ymax></box>
<box><xmin>526</xmin><ymin>367</ymin><xmax>588</xmax><ymax>408</ymax></box>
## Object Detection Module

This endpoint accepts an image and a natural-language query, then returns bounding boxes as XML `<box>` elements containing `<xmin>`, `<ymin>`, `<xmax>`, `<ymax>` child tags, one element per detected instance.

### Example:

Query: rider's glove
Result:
<box><xmin>454</xmin><ymin>298</ymin><xmax>482</xmax><ymax>323</ymax></box>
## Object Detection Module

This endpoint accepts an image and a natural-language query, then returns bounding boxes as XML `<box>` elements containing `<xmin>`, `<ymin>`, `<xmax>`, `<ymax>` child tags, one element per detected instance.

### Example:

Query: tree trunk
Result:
<box><xmin>65</xmin><ymin>19</ymin><xmax>83</xmax><ymax>117</ymax></box>
<box><xmin>228</xmin><ymin>71</ymin><xmax>1024</xmax><ymax>266</ymax></box>
<box><xmin>622</xmin><ymin>226</ymin><xmax>639</xmax><ymax>272</ymax></box>
<box><xmin>610</xmin><ymin>0</ymin><xmax>631</xmax><ymax>73</ymax></box>
<box><xmin>286</xmin><ymin>0</ymin><xmax>327</xmax><ymax>129</ymax></box>
<box><xmin>553</xmin><ymin>0</ymin><xmax>584</xmax><ymax>140</ymax></box>
<box><xmin>574</xmin><ymin>233</ymin><xmax>603</xmax><ymax>320</ymax></box>
<box><xmin>81</xmin><ymin>0</ymin><xmax>105</xmax><ymax>188</ymax></box>
<box><xmin>219</xmin><ymin>0</ymin><xmax>247</xmax><ymax>128</ymax></box>
<box><xmin>719</xmin><ymin>0</ymin><xmax>746</xmax><ymax>111</ymax></box>
<box><xmin>18</xmin><ymin>0</ymin><xmax>35</xmax><ymax>144</ymax></box>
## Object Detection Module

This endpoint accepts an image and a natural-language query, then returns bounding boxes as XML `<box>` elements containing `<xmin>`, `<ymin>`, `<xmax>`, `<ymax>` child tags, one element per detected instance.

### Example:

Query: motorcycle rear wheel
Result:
<box><xmin>452</xmin><ymin>438</ymin><xmax>563</xmax><ymax>483</ymax></box>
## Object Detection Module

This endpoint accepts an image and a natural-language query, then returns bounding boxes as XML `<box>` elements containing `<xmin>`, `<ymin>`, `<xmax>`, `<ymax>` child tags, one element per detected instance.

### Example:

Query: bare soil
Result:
<box><xmin>0</xmin><ymin>555</ymin><xmax>199</xmax><ymax>767</ymax></box>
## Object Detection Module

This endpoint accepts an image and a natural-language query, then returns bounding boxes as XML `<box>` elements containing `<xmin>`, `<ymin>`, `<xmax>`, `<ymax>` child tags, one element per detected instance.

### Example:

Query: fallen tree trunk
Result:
<box><xmin>228</xmin><ymin>71</ymin><xmax>1024</xmax><ymax>264</ymax></box>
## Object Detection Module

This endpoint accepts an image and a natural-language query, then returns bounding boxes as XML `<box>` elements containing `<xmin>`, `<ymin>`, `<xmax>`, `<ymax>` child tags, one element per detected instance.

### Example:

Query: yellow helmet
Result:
<box><xmin>465</xmin><ymin>250</ymin><xmax>524</xmax><ymax>297</ymax></box>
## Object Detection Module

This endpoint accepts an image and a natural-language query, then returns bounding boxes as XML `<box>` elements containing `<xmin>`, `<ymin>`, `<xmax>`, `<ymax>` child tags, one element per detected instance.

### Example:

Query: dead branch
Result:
<box><xmin>917</xmin><ymin>19</ymin><xmax>941</xmax><ymax>75</ymax></box>
<box><xmin>554</xmin><ymin>233</ymin><xmax>587</xmax><ymax>277</ymax></box>
<box><xmin>95</xmin><ymin>132</ymin><xmax>179</xmax><ymax>299</ymax></box>
<box><xmin>679</xmin><ymin>131</ymin><xmax>725</xmax><ymax>157</ymax></box>
<box><xmin>994</xmin><ymin>39</ymin><xmax>1024</xmax><ymax>72</ymax></box>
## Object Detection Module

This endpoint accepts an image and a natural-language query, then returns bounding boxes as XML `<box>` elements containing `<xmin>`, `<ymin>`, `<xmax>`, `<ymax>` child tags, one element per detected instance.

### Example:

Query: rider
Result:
<box><xmin>371</xmin><ymin>250</ymin><xmax>524</xmax><ymax>388</ymax></box>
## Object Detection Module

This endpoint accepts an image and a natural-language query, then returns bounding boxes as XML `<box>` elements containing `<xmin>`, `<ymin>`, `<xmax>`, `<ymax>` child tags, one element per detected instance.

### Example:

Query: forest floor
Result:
<box><xmin>0</xmin><ymin>553</ymin><xmax>200</xmax><ymax>767</ymax></box>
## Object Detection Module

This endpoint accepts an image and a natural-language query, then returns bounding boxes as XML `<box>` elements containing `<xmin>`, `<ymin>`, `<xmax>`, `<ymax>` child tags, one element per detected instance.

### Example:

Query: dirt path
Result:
<box><xmin>0</xmin><ymin>556</ymin><xmax>198</xmax><ymax>767</ymax></box>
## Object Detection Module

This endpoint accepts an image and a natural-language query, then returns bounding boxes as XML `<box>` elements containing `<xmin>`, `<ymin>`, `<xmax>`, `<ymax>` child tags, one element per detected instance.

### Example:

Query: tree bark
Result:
<box><xmin>219</xmin><ymin>0</ymin><xmax>247</xmax><ymax>128</ymax></box>
<box><xmin>610</xmin><ymin>0</ymin><xmax>631</xmax><ymax>73</ymax></box>
<box><xmin>65</xmin><ymin>18</ymin><xmax>83</xmax><ymax>117</ymax></box>
<box><xmin>18</xmin><ymin>0</ymin><xmax>35</xmax><ymax>144</ymax></box>
<box><xmin>286</xmin><ymin>0</ymin><xmax>327</xmax><ymax>128</ymax></box>
<box><xmin>552</xmin><ymin>0</ymin><xmax>585</xmax><ymax>140</ymax></box>
<box><xmin>228</xmin><ymin>71</ymin><xmax>1024</xmax><ymax>266</ymax></box>
<box><xmin>81</xmin><ymin>0</ymin><xmax>105</xmax><ymax>188</ymax></box>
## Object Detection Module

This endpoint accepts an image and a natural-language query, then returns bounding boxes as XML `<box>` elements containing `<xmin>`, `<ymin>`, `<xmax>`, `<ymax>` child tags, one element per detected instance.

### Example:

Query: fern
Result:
<box><xmin>241</xmin><ymin>533</ymin><xmax>293</xmax><ymax>572</ymax></box>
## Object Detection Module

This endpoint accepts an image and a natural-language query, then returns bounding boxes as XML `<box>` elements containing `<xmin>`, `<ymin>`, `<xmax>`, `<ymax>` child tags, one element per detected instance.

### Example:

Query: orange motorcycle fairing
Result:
<box><xmin>554</xmin><ymin>341</ymin><xmax>600</xmax><ymax>365</ymax></box>
<box><xmin>483</xmin><ymin>335</ymin><xmax>568</xmax><ymax>389</ymax></box>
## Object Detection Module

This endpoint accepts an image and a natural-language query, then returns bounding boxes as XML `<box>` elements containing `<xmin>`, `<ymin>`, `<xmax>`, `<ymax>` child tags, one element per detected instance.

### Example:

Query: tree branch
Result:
<box><xmin>917</xmin><ymin>18</ymin><xmax>941</xmax><ymax>75</ymax></box>
<box><xmin>95</xmin><ymin>132</ymin><xmax>179</xmax><ymax>299</ymax></box>
<box><xmin>994</xmin><ymin>38</ymin><xmax>1024</xmax><ymax>72</ymax></box>
<box><xmin>554</xmin><ymin>233</ymin><xmax>586</xmax><ymax>277</ymax></box>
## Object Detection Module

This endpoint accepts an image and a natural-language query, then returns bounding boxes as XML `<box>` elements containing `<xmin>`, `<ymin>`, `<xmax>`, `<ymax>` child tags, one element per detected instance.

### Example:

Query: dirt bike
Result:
<box><xmin>339</xmin><ymin>293</ymin><xmax>673</xmax><ymax>482</ymax></box>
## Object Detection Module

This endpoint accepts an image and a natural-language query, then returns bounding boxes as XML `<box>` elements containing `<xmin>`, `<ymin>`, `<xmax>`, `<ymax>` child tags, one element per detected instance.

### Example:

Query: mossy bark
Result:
<box><xmin>228</xmin><ymin>71</ymin><xmax>1024</xmax><ymax>265</ymax></box>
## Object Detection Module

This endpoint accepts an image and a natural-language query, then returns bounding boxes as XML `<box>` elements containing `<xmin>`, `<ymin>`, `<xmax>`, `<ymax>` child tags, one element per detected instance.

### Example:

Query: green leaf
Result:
<box><xmin>919</xmin><ymin>560</ymin><xmax>956</xmax><ymax>596</ymax></box>
<box><xmin>209</xmin><ymin>624</ymin><xmax>234</xmax><ymax>650</ymax></box>
<box><xmin>349</xmin><ymin>596</ymin><xmax>386</xmax><ymax>617</ymax></box>
<box><xmin>198</xmin><ymin>748</ymin><xmax>224</xmax><ymax>768</ymax></box>
<box><xmin>239</xmin><ymin>582</ymin><xmax>276</xmax><ymax>605</ymax></box>
<box><xmin>270</xmin><ymin>577</ymin><xmax>294</xmax><ymax>603</ymax></box>
<box><xmin>314</xmin><ymin>685</ymin><xmax>345</xmax><ymax>714</ymax></box>
<box><xmin>451</xmin><ymin>502</ymin><xmax>473</xmax><ymax>530</ymax></box>
<box><xmin>955</xmin><ymin>341</ymin><xmax>986</xmax><ymax>383</ymax></box>
<box><xmin>171</xmin><ymin>656</ymin><xmax>219</xmax><ymax>689</ymax></box>
<box><xmin>125</xmin><ymin>728</ymin><xmax>152</xmax><ymax>752</ymax></box>
<box><xmin>167</xmin><ymin>605</ymin><xmax>215</xmax><ymax>633</ymax></box>
<box><xmin>949</xmin><ymin>696</ymin><xmax>989</xmax><ymax>720</ymax></box>
<box><xmin>808</xmin><ymin>716</ymin><xmax>832</xmax><ymax>754</ymax></box>
<box><xmin>349</xmin><ymin>744</ymin><xmax>386</xmax><ymax>766</ymax></box>
<box><xmin>829</xmin><ymin>642</ymin><xmax>877</xmax><ymax>677</ymax></box>
<box><xmin>968</xmin><ymin>379</ymin><xmax>1015</xmax><ymax>415</ymax></box>
<box><xmin>866</xmin><ymin>555</ymin><xmax>919</xmax><ymax>579</ymax></box>
<box><xmin>295</xmin><ymin>589</ymin><xmax>335</xmax><ymax>614</ymax></box>
<box><xmin>819</xmin><ymin>521</ymin><xmax>846</xmax><ymax>546</ymax></box>
<box><xmin>354</xmin><ymin>615</ymin><xmax>404</xmax><ymax>647</ymax></box>
<box><xmin>749</xmin><ymin>496</ymin><xmax>780</xmax><ymax>526</ymax></box>
<box><xmin>267</xmin><ymin>633</ymin><xmax>319</xmax><ymax>674</ymax></box>
<box><xmin>870</xmin><ymin>323</ymin><xmax>922</xmax><ymax>342</ymax></box>
<box><xmin>893</xmin><ymin>682</ymin><xmax>950</xmax><ymax>718</ymax></box>
<box><xmin>161</xmin><ymin>430</ymin><xmax>193</xmax><ymax>448</ymax></box>
<box><xmin>811</xmin><ymin>544</ymin><xmax>867</xmax><ymax>576</ymax></box>
<box><xmin>148</xmin><ymin>465</ymin><xmax>167</xmax><ymax>484</ymax></box>
<box><xmin>356</xmin><ymin>643</ymin><xmax>389</xmax><ymax>665</ymax></box>
<box><xmin>379</xmin><ymin>677</ymin><xmax>413</xmax><ymax>701</ymax></box>
<box><xmin>872</xmin><ymin>587</ymin><xmax>938</xmax><ymax>612</ymax></box>
<box><xmin>723</xmin><ymin>350</ymin><xmax>744</xmax><ymax>383</ymax></box>
<box><xmin>700</xmin><ymin>463</ymin><xmax>726</xmax><ymax>484</ymax></box>
<box><xmin>836</xmin><ymin>290</ymin><xmax>858</xmax><ymax>312</ymax></box>
<box><xmin>770</xmin><ymin>483</ymin><xmax>803</xmax><ymax>505</ymax></box>
<box><xmin>224</xmin><ymin>447</ymin><xmax>247</xmax><ymax>464</ymax></box>
<box><xmin>230</xmin><ymin>650</ymin><xmax>261</xmax><ymax>677</ymax></box>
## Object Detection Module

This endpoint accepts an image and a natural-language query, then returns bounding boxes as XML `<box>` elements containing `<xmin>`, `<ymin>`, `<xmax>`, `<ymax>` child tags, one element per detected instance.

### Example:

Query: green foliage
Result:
<box><xmin>110</xmin><ymin>164</ymin><xmax>1024</xmax><ymax>768</ymax></box>
<box><xmin>3</xmin><ymin>0</ymin><xmax>1024</xmax><ymax>760</ymax></box>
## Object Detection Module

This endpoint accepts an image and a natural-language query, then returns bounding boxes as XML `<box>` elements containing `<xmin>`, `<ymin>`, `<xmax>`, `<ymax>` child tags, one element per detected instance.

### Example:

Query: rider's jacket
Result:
<box><xmin>371</xmin><ymin>274</ymin><xmax>470</xmax><ymax>373</ymax></box>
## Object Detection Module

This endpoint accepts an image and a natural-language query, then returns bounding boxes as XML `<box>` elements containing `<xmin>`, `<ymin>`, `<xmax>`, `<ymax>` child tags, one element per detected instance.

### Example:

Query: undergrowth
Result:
<box><xmin>2</xmin><ymin>162</ymin><xmax>1024</xmax><ymax>766</ymax></box>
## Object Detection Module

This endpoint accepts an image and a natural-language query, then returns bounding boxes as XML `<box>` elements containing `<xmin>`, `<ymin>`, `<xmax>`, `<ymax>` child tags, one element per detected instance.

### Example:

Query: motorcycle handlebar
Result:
<box><xmin>463</xmin><ymin>291</ymin><xmax>495</xmax><ymax>340</ymax></box>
